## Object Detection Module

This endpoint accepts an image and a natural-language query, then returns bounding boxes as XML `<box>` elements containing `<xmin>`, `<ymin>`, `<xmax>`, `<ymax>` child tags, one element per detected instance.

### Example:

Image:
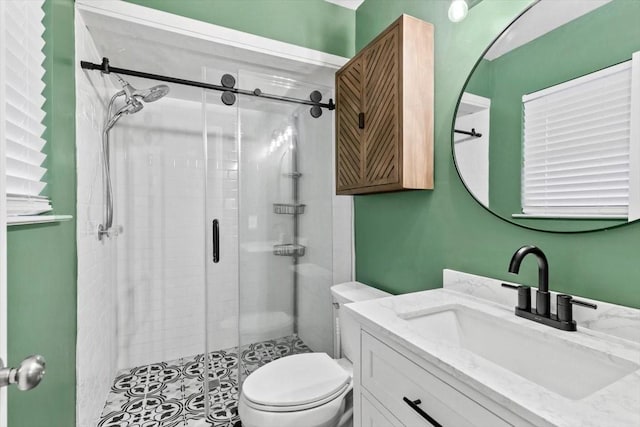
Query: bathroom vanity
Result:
<box><xmin>344</xmin><ymin>270</ymin><xmax>640</xmax><ymax>427</ymax></box>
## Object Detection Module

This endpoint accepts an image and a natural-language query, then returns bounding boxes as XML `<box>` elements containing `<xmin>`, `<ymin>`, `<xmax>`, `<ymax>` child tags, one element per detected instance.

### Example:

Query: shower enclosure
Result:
<box><xmin>105</xmin><ymin>70</ymin><xmax>334</xmax><ymax>425</ymax></box>
<box><xmin>75</xmin><ymin>4</ymin><xmax>349</xmax><ymax>426</ymax></box>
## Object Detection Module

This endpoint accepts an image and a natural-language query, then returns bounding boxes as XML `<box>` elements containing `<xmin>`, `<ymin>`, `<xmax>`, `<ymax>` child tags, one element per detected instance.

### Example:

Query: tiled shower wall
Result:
<box><xmin>75</xmin><ymin>13</ymin><xmax>119</xmax><ymax>427</ymax></box>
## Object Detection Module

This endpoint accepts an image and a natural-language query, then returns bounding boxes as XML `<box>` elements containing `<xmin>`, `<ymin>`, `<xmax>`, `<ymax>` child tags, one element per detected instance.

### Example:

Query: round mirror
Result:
<box><xmin>453</xmin><ymin>0</ymin><xmax>640</xmax><ymax>232</ymax></box>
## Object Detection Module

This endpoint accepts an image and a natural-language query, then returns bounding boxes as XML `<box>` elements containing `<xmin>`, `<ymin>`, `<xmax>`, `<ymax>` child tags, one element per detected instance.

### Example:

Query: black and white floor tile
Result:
<box><xmin>98</xmin><ymin>335</ymin><xmax>312</xmax><ymax>427</ymax></box>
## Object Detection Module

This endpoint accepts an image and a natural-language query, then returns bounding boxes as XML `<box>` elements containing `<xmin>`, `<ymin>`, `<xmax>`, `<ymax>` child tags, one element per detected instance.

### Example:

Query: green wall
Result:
<box><xmin>123</xmin><ymin>0</ymin><xmax>355</xmax><ymax>58</ymax></box>
<box><xmin>10</xmin><ymin>1</ymin><xmax>638</xmax><ymax>425</ymax></box>
<box><xmin>7</xmin><ymin>1</ymin><xmax>77</xmax><ymax>426</ymax></box>
<box><xmin>5</xmin><ymin>1</ymin><xmax>354</xmax><ymax>425</ymax></box>
<box><xmin>466</xmin><ymin>0</ymin><xmax>638</xmax><ymax>231</ymax></box>
<box><xmin>354</xmin><ymin>0</ymin><xmax>640</xmax><ymax>308</ymax></box>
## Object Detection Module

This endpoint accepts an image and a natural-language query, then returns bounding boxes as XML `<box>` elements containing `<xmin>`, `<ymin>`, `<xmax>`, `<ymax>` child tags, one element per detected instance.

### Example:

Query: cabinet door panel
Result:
<box><xmin>336</xmin><ymin>57</ymin><xmax>364</xmax><ymax>191</ymax></box>
<box><xmin>363</xmin><ymin>27</ymin><xmax>400</xmax><ymax>186</ymax></box>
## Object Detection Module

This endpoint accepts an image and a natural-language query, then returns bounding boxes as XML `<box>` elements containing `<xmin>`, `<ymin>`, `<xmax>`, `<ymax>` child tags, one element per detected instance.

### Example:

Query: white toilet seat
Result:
<box><xmin>242</xmin><ymin>353</ymin><xmax>351</xmax><ymax>408</ymax></box>
<box><xmin>239</xmin><ymin>353</ymin><xmax>353</xmax><ymax>427</ymax></box>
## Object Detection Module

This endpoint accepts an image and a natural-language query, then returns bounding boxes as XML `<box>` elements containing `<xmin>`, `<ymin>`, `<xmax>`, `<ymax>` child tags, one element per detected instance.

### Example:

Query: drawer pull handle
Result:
<box><xmin>403</xmin><ymin>396</ymin><xmax>442</xmax><ymax>427</ymax></box>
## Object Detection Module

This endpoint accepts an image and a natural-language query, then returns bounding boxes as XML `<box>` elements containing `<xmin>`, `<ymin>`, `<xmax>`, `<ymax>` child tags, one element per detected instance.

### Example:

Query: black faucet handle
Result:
<box><xmin>571</xmin><ymin>299</ymin><xmax>597</xmax><ymax>310</ymax></box>
<box><xmin>557</xmin><ymin>295</ymin><xmax>597</xmax><ymax>323</ymax></box>
<box><xmin>502</xmin><ymin>283</ymin><xmax>531</xmax><ymax>311</ymax></box>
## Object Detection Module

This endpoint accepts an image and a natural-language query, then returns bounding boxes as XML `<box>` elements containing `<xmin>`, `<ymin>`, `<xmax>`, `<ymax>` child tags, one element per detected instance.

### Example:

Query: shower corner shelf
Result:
<box><xmin>273</xmin><ymin>243</ymin><xmax>306</xmax><ymax>257</ymax></box>
<box><xmin>273</xmin><ymin>203</ymin><xmax>306</xmax><ymax>215</ymax></box>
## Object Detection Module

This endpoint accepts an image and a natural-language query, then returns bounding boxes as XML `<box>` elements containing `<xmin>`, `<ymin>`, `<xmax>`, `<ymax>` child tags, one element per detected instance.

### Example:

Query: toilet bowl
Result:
<box><xmin>238</xmin><ymin>282</ymin><xmax>390</xmax><ymax>427</ymax></box>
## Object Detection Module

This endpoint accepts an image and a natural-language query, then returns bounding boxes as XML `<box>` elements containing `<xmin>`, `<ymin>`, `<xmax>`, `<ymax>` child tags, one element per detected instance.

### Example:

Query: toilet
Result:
<box><xmin>238</xmin><ymin>282</ymin><xmax>390</xmax><ymax>427</ymax></box>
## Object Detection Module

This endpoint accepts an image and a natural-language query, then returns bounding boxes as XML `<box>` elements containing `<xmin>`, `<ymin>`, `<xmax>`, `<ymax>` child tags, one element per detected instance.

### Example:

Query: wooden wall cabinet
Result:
<box><xmin>335</xmin><ymin>14</ymin><xmax>434</xmax><ymax>195</ymax></box>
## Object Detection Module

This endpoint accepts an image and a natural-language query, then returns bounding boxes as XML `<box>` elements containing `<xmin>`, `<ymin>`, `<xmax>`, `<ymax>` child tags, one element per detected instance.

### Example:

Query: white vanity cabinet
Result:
<box><xmin>347</xmin><ymin>274</ymin><xmax>640</xmax><ymax>427</ymax></box>
<box><xmin>357</xmin><ymin>330</ymin><xmax>529</xmax><ymax>427</ymax></box>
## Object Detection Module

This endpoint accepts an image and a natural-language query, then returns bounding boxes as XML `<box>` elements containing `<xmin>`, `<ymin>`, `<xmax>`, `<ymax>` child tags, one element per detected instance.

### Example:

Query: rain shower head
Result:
<box><xmin>117</xmin><ymin>75</ymin><xmax>170</xmax><ymax>103</ymax></box>
<box><xmin>137</xmin><ymin>84</ymin><xmax>170</xmax><ymax>102</ymax></box>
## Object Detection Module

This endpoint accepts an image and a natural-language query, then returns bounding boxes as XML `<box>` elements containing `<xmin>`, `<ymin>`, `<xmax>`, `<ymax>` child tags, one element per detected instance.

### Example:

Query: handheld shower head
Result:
<box><xmin>104</xmin><ymin>93</ymin><xmax>143</xmax><ymax>132</ymax></box>
<box><xmin>123</xmin><ymin>97</ymin><xmax>144</xmax><ymax>114</ymax></box>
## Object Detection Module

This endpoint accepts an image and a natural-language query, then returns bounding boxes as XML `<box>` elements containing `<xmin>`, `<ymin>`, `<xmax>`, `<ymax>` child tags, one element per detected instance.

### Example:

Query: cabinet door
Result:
<box><xmin>362</xmin><ymin>26</ymin><xmax>400</xmax><ymax>187</ymax></box>
<box><xmin>336</xmin><ymin>56</ymin><xmax>364</xmax><ymax>192</ymax></box>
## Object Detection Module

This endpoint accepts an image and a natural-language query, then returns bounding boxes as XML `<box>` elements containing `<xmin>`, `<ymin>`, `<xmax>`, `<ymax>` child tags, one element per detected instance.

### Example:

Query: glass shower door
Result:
<box><xmin>202</xmin><ymin>66</ymin><xmax>336</xmax><ymax>425</ymax></box>
<box><xmin>202</xmin><ymin>67</ymin><xmax>241</xmax><ymax>425</ymax></box>
<box><xmin>110</xmin><ymin>76</ymin><xmax>212</xmax><ymax>425</ymax></box>
<box><xmin>235</xmin><ymin>70</ymin><xmax>334</xmax><ymax>384</ymax></box>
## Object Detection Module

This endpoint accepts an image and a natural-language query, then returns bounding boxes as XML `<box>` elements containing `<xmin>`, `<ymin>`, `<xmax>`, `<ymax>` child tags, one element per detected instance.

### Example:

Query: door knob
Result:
<box><xmin>0</xmin><ymin>355</ymin><xmax>46</xmax><ymax>391</ymax></box>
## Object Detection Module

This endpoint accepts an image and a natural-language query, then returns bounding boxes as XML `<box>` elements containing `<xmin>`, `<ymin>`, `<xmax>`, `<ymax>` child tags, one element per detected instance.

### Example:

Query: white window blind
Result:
<box><xmin>1</xmin><ymin>0</ymin><xmax>51</xmax><ymax>216</ymax></box>
<box><xmin>521</xmin><ymin>56</ymin><xmax>639</xmax><ymax>219</ymax></box>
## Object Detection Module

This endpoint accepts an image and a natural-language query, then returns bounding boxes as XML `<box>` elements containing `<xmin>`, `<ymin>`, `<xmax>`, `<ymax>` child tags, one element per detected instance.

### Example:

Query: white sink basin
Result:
<box><xmin>401</xmin><ymin>304</ymin><xmax>639</xmax><ymax>400</ymax></box>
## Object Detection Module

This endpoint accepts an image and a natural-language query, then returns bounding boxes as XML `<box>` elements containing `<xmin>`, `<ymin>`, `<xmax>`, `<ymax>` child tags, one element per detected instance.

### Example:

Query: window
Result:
<box><xmin>1</xmin><ymin>0</ymin><xmax>50</xmax><ymax>217</ymax></box>
<box><xmin>521</xmin><ymin>52</ymin><xmax>639</xmax><ymax>220</ymax></box>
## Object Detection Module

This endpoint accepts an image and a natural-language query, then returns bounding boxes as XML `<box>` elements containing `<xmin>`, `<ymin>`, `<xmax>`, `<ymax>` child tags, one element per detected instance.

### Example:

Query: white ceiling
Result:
<box><xmin>485</xmin><ymin>0</ymin><xmax>612</xmax><ymax>60</ymax></box>
<box><xmin>324</xmin><ymin>0</ymin><xmax>365</xmax><ymax>10</ymax></box>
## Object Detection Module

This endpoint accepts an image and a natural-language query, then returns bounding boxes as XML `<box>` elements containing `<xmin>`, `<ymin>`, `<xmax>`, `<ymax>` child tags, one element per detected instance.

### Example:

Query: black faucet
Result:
<box><xmin>509</xmin><ymin>245</ymin><xmax>550</xmax><ymax>317</ymax></box>
<box><xmin>502</xmin><ymin>245</ymin><xmax>597</xmax><ymax>331</ymax></box>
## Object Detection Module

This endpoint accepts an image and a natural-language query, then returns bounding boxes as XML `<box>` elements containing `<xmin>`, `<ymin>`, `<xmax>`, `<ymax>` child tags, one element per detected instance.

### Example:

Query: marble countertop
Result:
<box><xmin>344</xmin><ymin>272</ymin><xmax>640</xmax><ymax>427</ymax></box>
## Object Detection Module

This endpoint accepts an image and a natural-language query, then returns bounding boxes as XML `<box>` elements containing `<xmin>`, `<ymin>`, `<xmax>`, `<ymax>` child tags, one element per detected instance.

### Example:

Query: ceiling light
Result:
<box><xmin>449</xmin><ymin>0</ymin><xmax>484</xmax><ymax>23</ymax></box>
<box><xmin>448</xmin><ymin>0</ymin><xmax>469</xmax><ymax>22</ymax></box>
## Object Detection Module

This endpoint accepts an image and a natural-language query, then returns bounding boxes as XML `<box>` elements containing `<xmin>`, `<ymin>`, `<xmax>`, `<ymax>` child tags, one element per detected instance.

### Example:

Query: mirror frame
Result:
<box><xmin>451</xmin><ymin>0</ymin><xmax>638</xmax><ymax>234</ymax></box>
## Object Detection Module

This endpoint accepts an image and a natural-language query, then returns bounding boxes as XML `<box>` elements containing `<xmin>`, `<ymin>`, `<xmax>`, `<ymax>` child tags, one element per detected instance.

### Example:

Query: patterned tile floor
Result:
<box><xmin>98</xmin><ymin>335</ymin><xmax>312</xmax><ymax>427</ymax></box>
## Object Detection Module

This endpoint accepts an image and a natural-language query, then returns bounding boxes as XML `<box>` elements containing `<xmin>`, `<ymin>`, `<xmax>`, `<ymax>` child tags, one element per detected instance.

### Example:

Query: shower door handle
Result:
<box><xmin>212</xmin><ymin>219</ymin><xmax>220</xmax><ymax>263</ymax></box>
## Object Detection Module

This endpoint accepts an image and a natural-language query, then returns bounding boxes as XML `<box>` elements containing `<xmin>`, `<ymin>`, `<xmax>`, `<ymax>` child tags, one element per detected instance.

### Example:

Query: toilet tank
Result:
<box><xmin>331</xmin><ymin>282</ymin><xmax>390</xmax><ymax>361</ymax></box>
